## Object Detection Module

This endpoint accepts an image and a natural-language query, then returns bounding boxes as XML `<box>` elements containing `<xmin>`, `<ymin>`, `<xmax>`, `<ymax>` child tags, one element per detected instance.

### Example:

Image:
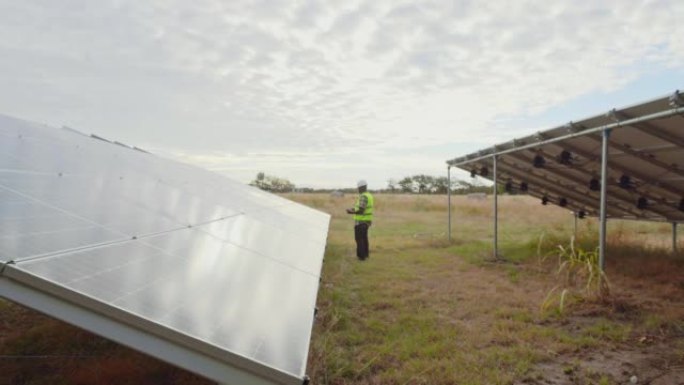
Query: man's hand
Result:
<box><xmin>346</xmin><ymin>208</ymin><xmax>354</xmax><ymax>214</ymax></box>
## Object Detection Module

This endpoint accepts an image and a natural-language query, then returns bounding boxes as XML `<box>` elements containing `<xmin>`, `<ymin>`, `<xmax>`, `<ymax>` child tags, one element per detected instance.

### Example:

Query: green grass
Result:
<box><xmin>583</xmin><ymin>319</ymin><xmax>632</xmax><ymax>342</ymax></box>
<box><xmin>295</xmin><ymin>193</ymin><xmax>684</xmax><ymax>384</ymax></box>
<box><xmin>2</xmin><ymin>193</ymin><xmax>683</xmax><ymax>384</ymax></box>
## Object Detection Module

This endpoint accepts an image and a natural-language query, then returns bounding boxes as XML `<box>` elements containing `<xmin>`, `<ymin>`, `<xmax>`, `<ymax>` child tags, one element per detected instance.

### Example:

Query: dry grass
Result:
<box><xmin>289</xmin><ymin>193</ymin><xmax>684</xmax><ymax>385</ymax></box>
<box><xmin>1</xmin><ymin>193</ymin><xmax>683</xmax><ymax>384</ymax></box>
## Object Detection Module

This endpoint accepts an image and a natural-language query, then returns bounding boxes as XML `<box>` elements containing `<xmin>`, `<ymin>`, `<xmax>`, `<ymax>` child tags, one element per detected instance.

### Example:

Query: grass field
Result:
<box><xmin>291</xmin><ymin>193</ymin><xmax>684</xmax><ymax>385</ymax></box>
<box><xmin>1</xmin><ymin>193</ymin><xmax>683</xmax><ymax>384</ymax></box>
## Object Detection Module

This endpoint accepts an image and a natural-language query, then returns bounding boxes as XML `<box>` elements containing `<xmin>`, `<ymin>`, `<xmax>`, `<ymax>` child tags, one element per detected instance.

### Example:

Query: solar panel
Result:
<box><xmin>447</xmin><ymin>91</ymin><xmax>684</xmax><ymax>222</ymax></box>
<box><xmin>0</xmin><ymin>114</ymin><xmax>330</xmax><ymax>384</ymax></box>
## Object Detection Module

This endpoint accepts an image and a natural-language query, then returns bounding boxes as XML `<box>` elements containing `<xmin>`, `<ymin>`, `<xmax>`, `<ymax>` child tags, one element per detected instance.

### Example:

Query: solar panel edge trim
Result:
<box><xmin>0</xmin><ymin>265</ymin><xmax>304</xmax><ymax>385</ymax></box>
<box><xmin>294</xmin><ymin>214</ymin><xmax>330</xmax><ymax>375</ymax></box>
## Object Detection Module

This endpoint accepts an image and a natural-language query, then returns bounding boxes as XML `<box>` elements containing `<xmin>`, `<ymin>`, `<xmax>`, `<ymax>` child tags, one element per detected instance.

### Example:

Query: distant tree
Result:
<box><xmin>434</xmin><ymin>176</ymin><xmax>449</xmax><ymax>194</ymax></box>
<box><xmin>269</xmin><ymin>176</ymin><xmax>295</xmax><ymax>192</ymax></box>
<box><xmin>387</xmin><ymin>178</ymin><xmax>398</xmax><ymax>192</ymax></box>
<box><xmin>451</xmin><ymin>179</ymin><xmax>491</xmax><ymax>194</ymax></box>
<box><xmin>250</xmin><ymin>172</ymin><xmax>295</xmax><ymax>193</ymax></box>
<box><xmin>252</xmin><ymin>171</ymin><xmax>267</xmax><ymax>190</ymax></box>
<box><xmin>389</xmin><ymin>174</ymin><xmax>493</xmax><ymax>195</ymax></box>
<box><xmin>451</xmin><ymin>179</ymin><xmax>472</xmax><ymax>193</ymax></box>
<box><xmin>398</xmin><ymin>176</ymin><xmax>415</xmax><ymax>193</ymax></box>
<box><xmin>414</xmin><ymin>174</ymin><xmax>431</xmax><ymax>193</ymax></box>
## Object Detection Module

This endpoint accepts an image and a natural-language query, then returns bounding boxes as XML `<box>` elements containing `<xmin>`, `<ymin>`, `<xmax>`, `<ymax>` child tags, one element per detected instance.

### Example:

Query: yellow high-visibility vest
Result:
<box><xmin>353</xmin><ymin>192</ymin><xmax>374</xmax><ymax>222</ymax></box>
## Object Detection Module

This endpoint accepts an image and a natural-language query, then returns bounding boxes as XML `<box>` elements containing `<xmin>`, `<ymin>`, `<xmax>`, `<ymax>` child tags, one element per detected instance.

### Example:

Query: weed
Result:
<box><xmin>640</xmin><ymin>314</ymin><xmax>684</xmax><ymax>337</ymax></box>
<box><xmin>558</xmin><ymin>239</ymin><xmax>609</xmax><ymax>297</ymax></box>
<box><xmin>506</xmin><ymin>265</ymin><xmax>520</xmax><ymax>283</ymax></box>
<box><xmin>541</xmin><ymin>237</ymin><xmax>611</xmax><ymax>315</ymax></box>
<box><xmin>583</xmin><ymin>319</ymin><xmax>631</xmax><ymax>342</ymax></box>
<box><xmin>541</xmin><ymin>286</ymin><xmax>571</xmax><ymax>315</ymax></box>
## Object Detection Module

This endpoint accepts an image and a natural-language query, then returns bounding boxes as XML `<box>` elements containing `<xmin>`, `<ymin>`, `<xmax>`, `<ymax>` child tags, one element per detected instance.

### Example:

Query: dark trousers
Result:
<box><xmin>354</xmin><ymin>222</ymin><xmax>370</xmax><ymax>260</ymax></box>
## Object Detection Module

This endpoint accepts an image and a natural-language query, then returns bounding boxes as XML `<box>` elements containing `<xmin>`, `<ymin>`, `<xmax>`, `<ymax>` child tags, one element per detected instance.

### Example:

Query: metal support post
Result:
<box><xmin>573</xmin><ymin>212</ymin><xmax>578</xmax><ymax>240</ymax></box>
<box><xmin>599</xmin><ymin>129</ymin><xmax>611</xmax><ymax>271</ymax></box>
<box><xmin>447</xmin><ymin>166</ymin><xmax>452</xmax><ymax>242</ymax></box>
<box><xmin>493</xmin><ymin>155</ymin><xmax>498</xmax><ymax>259</ymax></box>
<box><xmin>673</xmin><ymin>222</ymin><xmax>678</xmax><ymax>253</ymax></box>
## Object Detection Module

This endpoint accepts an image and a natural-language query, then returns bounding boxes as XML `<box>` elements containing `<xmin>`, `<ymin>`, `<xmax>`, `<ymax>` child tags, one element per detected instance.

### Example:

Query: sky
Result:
<box><xmin>1</xmin><ymin>0</ymin><xmax>683</xmax><ymax>189</ymax></box>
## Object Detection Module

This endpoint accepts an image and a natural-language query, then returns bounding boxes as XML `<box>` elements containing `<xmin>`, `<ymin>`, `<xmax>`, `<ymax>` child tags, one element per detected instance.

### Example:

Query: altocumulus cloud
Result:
<box><xmin>0</xmin><ymin>0</ymin><xmax>683</xmax><ymax>187</ymax></box>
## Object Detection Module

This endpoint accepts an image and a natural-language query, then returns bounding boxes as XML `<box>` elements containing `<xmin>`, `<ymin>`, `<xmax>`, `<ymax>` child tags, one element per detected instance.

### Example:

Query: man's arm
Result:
<box><xmin>346</xmin><ymin>195</ymin><xmax>368</xmax><ymax>214</ymax></box>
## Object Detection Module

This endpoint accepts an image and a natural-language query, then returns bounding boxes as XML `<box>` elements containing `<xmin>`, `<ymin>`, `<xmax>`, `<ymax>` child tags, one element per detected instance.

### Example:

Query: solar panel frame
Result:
<box><xmin>447</xmin><ymin>91</ymin><xmax>684</xmax><ymax>223</ymax></box>
<box><xmin>0</xmin><ymin>113</ymin><xmax>330</xmax><ymax>384</ymax></box>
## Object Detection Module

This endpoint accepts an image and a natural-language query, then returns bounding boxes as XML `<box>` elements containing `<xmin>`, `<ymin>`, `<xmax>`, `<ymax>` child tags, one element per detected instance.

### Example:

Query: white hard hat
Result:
<box><xmin>357</xmin><ymin>179</ymin><xmax>367</xmax><ymax>187</ymax></box>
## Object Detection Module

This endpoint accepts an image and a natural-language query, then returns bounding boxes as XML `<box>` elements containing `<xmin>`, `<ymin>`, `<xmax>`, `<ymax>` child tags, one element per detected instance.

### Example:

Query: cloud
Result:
<box><xmin>1</xmin><ymin>0</ymin><xmax>683</xmax><ymax>188</ymax></box>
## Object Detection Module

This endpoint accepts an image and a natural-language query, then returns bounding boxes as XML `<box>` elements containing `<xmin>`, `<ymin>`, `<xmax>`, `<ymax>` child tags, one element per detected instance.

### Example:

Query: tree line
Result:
<box><xmin>250</xmin><ymin>172</ymin><xmax>490</xmax><ymax>194</ymax></box>
<box><xmin>386</xmin><ymin>175</ymin><xmax>490</xmax><ymax>194</ymax></box>
<box><xmin>249</xmin><ymin>172</ymin><xmax>295</xmax><ymax>193</ymax></box>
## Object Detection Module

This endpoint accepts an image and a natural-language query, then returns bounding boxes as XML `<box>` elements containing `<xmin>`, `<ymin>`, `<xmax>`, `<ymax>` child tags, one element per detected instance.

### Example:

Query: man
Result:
<box><xmin>346</xmin><ymin>180</ymin><xmax>374</xmax><ymax>260</ymax></box>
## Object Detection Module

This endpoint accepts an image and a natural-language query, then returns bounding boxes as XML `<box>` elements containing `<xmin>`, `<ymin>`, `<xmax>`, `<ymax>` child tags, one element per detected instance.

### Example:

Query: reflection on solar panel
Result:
<box><xmin>448</xmin><ymin>91</ymin><xmax>684</xmax><ymax>223</ymax></box>
<box><xmin>0</xmin><ymin>114</ymin><xmax>330</xmax><ymax>385</ymax></box>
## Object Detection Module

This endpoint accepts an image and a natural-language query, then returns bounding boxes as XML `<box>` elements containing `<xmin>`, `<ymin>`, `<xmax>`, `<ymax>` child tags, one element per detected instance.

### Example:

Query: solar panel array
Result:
<box><xmin>0</xmin><ymin>114</ymin><xmax>330</xmax><ymax>385</ymax></box>
<box><xmin>448</xmin><ymin>91</ymin><xmax>684</xmax><ymax>223</ymax></box>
